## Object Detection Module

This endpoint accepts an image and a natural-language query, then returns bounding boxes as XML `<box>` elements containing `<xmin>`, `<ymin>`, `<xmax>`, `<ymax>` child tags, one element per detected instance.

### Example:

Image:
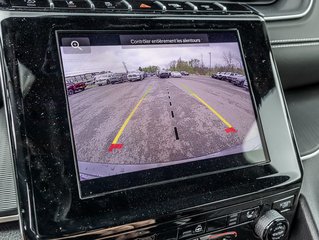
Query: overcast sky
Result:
<box><xmin>61</xmin><ymin>42</ymin><xmax>242</xmax><ymax>77</ymax></box>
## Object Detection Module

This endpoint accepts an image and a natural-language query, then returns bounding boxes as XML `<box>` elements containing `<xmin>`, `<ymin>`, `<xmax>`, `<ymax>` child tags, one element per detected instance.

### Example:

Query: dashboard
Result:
<box><xmin>0</xmin><ymin>0</ymin><xmax>319</xmax><ymax>239</ymax></box>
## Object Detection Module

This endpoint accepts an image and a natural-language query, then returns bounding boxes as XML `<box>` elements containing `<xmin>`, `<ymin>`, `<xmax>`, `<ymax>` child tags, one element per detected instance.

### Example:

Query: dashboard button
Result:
<box><xmin>254</xmin><ymin>210</ymin><xmax>289</xmax><ymax>240</ymax></box>
<box><xmin>197</xmin><ymin>3</ymin><xmax>215</xmax><ymax>11</ymax></box>
<box><xmin>130</xmin><ymin>0</ymin><xmax>163</xmax><ymax>11</ymax></box>
<box><xmin>11</xmin><ymin>0</ymin><xmax>50</xmax><ymax>8</ymax></box>
<box><xmin>53</xmin><ymin>0</ymin><xmax>91</xmax><ymax>9</ymax></box>
<box><xmin>179</xmin><ymin>222</ymin><xmax>206</xmax><ymax>239</ymax></box>
<box><xmin>166</xmin><ymin>2</ymin><xmax>182</xmax><ymax>10</ymax></box>
<box><xmin>93</xmin><ymin>0</ymin><xmax>116</xmax><ymax>9</ymax></box>
<box><xmin>227</xmin><ymin>212</ymin><xmax>239</xmax><ymax>226</ymax></box>
<box><xmin>165</xmin><ymin>1</ymin><xmax>193</xmax><ymax>11</ymax></box>
<box><xmin>240</xmin><ymin>207</ymin><xmax>260</xmax><ymax>223</ymax></box>
<box><xmin>272</xmin><ymin>196</ymin><xmax>294</xmax><ymax>212</ymax></box>
<box><xmin>93</xmin><ymin>0</ymin><xmax>130</xmax><ymax>10</ymax></box>
<box><xmin>139</xmin><ymin>3</ymin><xmax>151</xmax><ymax>9</ymax></box>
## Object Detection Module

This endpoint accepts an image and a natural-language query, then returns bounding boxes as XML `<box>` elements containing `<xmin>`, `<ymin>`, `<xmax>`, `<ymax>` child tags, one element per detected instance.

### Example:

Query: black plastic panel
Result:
<box><xmin>290</xmin><ymin>195</ymin><xmax>319</xmax><ymax>240</ymax></box>
<box><xmin>2</xmin><ymin>0</ymin><xmax>254</xmax><ymax>14</ymax></box>
<box><xmin>228</xmin><ymin>0</ymin><xmax>276</xmax><ymax>4</ymax></box>
<box><xmin>285</xmin><ymin>84</ymin><xmax>319</xmax><ymax>156</ymax></box>
<box><xmin>254</xmin><ymin>0</ymin><xmax>312</xmax><ymax>19</ymax></box>
<box><xmin>266</xmin><ymin>0</ymin><xmax>319</xmax><ymax>89</ymax></box>
<box><xmin>0</xmin><ymin>13</ymin><xmax>302</xmax><ymax>239</ymax></box>
<box><xmin>289</xmin><ymin>154</ymin><xmax>319</xmax><ymax>240</ymax></box>
<box><xmin>0</xmin><ymin>86</ymin><xmax>17</xmax><ymax>218</ymax></box>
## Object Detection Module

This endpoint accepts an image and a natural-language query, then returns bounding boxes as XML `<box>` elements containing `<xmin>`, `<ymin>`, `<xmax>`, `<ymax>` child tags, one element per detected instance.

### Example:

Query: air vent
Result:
<box><xmin>0</xmin><ymin>106</ymin><xmax>17</xmax><ymax>220</ymax></box>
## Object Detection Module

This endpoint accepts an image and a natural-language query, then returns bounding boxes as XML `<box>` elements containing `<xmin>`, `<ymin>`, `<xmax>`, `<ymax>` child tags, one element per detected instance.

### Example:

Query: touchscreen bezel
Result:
<box><xmin>56</xmin><ymin>29</ymin><xmax>270</xmax><ymax>199</ymax></box>
<box><xmin>2</xmin><ymin>15</ymin><xmax>302</xmax><ymax>239</ymax></box>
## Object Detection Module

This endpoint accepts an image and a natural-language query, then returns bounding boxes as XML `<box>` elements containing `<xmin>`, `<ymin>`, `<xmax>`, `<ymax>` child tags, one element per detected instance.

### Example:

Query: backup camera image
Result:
<box><xmin>59</xmin><ymin>33</ymin><xmax>266</xmax><ymax>181</ymax></box>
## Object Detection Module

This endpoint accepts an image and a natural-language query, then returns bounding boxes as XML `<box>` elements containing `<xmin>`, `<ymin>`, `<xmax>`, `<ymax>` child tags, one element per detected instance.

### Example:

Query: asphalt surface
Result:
<box><xmin>68</xmin><ymin>75</ymin><xmax>259</xmax><ymax>167</ymax></box>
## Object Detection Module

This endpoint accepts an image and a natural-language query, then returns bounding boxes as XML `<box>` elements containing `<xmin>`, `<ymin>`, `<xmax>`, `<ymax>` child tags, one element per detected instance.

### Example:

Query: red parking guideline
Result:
<box><xmin>108</xmin><ymin>144</ymin><xmax>123</xmax><ymax>152</ymax></box>
<box><xmin>225</xmin><ymin>127</ymin><xmax>237</xmax><ymax>133</ymax></box>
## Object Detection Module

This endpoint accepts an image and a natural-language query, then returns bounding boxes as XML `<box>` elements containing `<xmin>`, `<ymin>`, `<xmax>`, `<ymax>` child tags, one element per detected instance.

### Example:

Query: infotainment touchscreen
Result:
<box><xmin>57</xmin><ymin>31</ymin><xmax>267</xmax><ymax>197</ymax></box>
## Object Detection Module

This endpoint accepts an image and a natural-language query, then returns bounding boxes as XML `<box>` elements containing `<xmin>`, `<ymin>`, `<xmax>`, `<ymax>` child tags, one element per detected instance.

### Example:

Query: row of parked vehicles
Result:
<box><xmin>66</xmin><ymin>71</ymin><xmax>146</xmax><ymax>95</ymax></box>
<box><xmin>66</xmin><ymin>82</ymin><xmax>86</xmax><ymax>95</ymax></box>
<box><xmin>212</xmin><ymin>72</ymin><xmax>248</xmax><ymax>89</ymax></box>
<box><xmin>157</xmin><ymin>70</ymin><xmax>189</xmax><ymax>78</ymax></box>
<box><xmin>66</xmin><ymin>70</ymin><xmax>190</xmax><ymax>95</ymax></box>
<box><xmin>94</xmin><ymin>71</ymin><xmax>146</xmax><ymax>86</ymax></box>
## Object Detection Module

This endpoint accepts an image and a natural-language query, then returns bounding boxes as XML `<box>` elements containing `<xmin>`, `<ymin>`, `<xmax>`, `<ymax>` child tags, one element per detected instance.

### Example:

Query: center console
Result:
<box><xmin>0</xmin><ymin>1</ymin><xmax>302</xmax><ymax>239</ymax></box>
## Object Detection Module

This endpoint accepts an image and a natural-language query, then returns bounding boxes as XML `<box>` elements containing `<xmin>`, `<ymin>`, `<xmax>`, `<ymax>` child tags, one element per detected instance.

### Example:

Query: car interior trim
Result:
<box><xmin>262</xmin><ymin>0</ymin><xmax>313</xmax><ymax>22</ymax></box>
<box><xmin>0</xmin><ymin>2</ymin><xmax>313</xmax><ymax>23</ymax></box>
<box><xmin>271</xmin><ymin>42</ymin><xmax>319</xmax><ymax>49</ymax></box>
<box><xmin>0</xmin><ymin>0</ymin><xmax>314</xmax><ymax>22</ymax></box>
<box><xmin>301</xmin><ymin>149</ymin><xmax>319</xmax><ymax>161</ymax></box>
<box><xmin>0</xmin><ymin>29</ymin><xmax>22</xmax><ymax>228</ymax></box>
<box><xmin>271</xmin><ymin>39</ymin><xmax>319</xmax><ymax>160</ymax></box>
<box><xmin>271</xmin><ymin>38</ymin><xmax>319</xmax><ymax>44</ymax></box>
<box><xmin>0</xmin><ymin>10</ymin><xmax>260</xmax><ymax>19</ymax></box>
<box><xmin>48</xmin><ymin>0</ymin><xmax>54</xmax><ymax>9</ymax></box>
<box><xmin>2</xmin><ymin>12</ymin><xmax>302</xmax><ymax>238</ymax></box>
<box><xmin>0</xmin><ymin>0</ymin><xmax>312</xmax><ymax>237</ymax></box>
<box><xmin>0</xmin><ymin>215</ymin><xmax>19</xmax><ymax>224</ymax></box>
<box><xmin>267</xmin><ymin>52</ymin><xmax>306</xmax><ymax>168</ymax></box>
<box><xmin>213</xmin><ymin>2</ymin><xmax>227</xmax><ymax>12</ymax></box>
<box><xmin>86</xmin><ymin>0</ymin><xmax>95</xmax><ymax>10</ymax></box>
<box><xmin>178</xmin><ymin>186</ymin><xmax>301</xmax><ymax>213</ymax></box>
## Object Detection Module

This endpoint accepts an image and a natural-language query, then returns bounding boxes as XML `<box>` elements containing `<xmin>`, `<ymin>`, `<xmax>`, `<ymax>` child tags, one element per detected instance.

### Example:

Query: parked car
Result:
<box><xmin>226</xmin><ymin>73</ymin><xmax>241</xmax><ymax>82</ymax></box>
<box><xmin>171</xmin><ymin>71</ymin><xmax>182</xmax><ymax>78</ymax></box>
<box><xmin>158</xmin><ymin>71</ymin><xmax>170</xmax><ymax>78</ymax></box>
<box><xmin>111</xmin><ymin>73</ymin><xmax>126</xmax><ymax>84</ymax></box>
<box><xmin>140</xmin><ymin>71</ymin><xmax>146</xmax><ymax>79</ymax></box>
<box><xmin>127</xmin><ymin>72</ymin><xmax>142</xmax><ymax>82</ymax></box>
<box><xmin>95</xmin><ymin>73</ymin><xmax>116</xmax><ymax>86</ymax></box>
<box><xmin>214</xmin><ymin>72</ymin><xmax>230</xmax><ymax>80</ymax></box>
<box><xmin>243</xmin><ymin>80</ymin><xmax>248</xmax><ymax>90</ymax></box>
<box><xmin>219</xmin><ymin>72</ymin><xmax>232</xmax><ymax>80</ymax></box>
<box><xmin>230</xmin><ymin>75</ymin><xmax>246</xmax><ymax>86</ymax></box>
<box><xmin>146</xmin><ymin>72</ymin><xmax>155</xmax><ymax>77</ymax></box>
<box><xmin>67</xmin><ymin>82</ymin><xmax>86</xmax><ymax>95</ymax></box>
<box><xmin>212</xmin><ymin>72</ymin><xmax>221</xmax><ymax>79</ymax></box>
<box><xmin>181</xmin><ymin>71</ymin><xmax>189</xmax><ymax>76</ymax></box>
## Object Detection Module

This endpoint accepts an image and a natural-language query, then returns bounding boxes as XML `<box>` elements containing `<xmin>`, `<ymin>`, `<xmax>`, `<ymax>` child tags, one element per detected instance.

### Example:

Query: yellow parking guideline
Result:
<box><xmin>180</xmin><ymin>83</ymin><xmax>233</xmax><ymax>129</ymax></box>
<box><xmin>112</xmin><ymin>85</ymin><xmax>152</xmax><ymax>144</ymax></box>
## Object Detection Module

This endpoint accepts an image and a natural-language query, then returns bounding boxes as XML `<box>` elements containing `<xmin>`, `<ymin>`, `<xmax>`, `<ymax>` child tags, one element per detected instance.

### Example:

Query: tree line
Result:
<box><xmin>139</xmin><ymin>51</ymin><xmax>244</xmax><ymax>76</ymax></box>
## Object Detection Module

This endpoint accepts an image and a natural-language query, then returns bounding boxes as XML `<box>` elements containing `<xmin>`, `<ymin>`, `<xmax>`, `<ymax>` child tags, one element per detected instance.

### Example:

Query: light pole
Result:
<box><xmin>209</xmin><ymin>52</ymin><xmax>212</xmax><ymax>69</ymax></box>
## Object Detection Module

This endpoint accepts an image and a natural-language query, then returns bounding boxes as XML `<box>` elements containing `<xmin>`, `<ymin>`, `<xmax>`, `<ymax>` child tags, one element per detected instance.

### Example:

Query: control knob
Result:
<box><xmin>254</xmin><ymin>210</ymin><xmax>289</xmax><ymax>240</ymax></box>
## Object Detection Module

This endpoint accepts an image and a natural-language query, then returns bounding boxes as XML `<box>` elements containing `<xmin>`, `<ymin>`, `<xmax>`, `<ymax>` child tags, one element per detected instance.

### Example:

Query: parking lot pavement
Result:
<box><xmin>68</xmin><ymin>75</ymin><xmax>258</xmax><ymax>166</ymax></box>
<box><xmin>169</xmin><ymin>75</ymin><xmax>255</xmax><ymax>140</ymax></box>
